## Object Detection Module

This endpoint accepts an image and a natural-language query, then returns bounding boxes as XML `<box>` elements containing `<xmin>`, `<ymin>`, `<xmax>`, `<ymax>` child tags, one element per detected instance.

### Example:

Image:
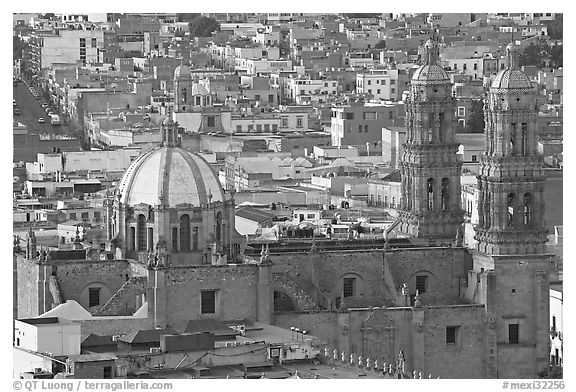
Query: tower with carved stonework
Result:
<box><xmin>470</xmin><ymin>42</ymin><xmax>552</xmax><ymax>379</ymax></box>
<box><xmin>399</xmin><ymin>38</ymin><xmax>463</xmax><ymax>239</ymax></box>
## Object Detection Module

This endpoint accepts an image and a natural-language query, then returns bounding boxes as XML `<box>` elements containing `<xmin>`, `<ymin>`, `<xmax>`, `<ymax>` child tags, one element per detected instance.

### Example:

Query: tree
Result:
<box><xmin>519</xmin><ymin>42</ymin><xmax>548</xmax><ymax>68</ymax></box>
<box><xmin>13</xmin><ymin>35</ymin><xmax>28</xmax><ymax>61</ymax></box>
<box><xmin>375</xmin><ymin>40</ymin><xmax>387</xmax><ymax>49</ymax></box>
<box><xmin>464</xmin><ymin>99</ymin><xmax>485</xmax><ymax>134</ymax></box>
<box><xmin>177</xmin><ymin>13</ymin><xmax>201</xmax><ymax>23</ymax></box>
<box><xmin>543</xmin><ymin>14</ymin><xmax>562</xmax><ymax>40</ymax></box>
<box><xmin>549</xmin><ymin>43</ymin><xmax>563</xmax><ymax>68</ymax></box>
<box><xmin>188</xmin><ymin>16</ymin><xmax>219</xmax><ymax>38</ymax></box>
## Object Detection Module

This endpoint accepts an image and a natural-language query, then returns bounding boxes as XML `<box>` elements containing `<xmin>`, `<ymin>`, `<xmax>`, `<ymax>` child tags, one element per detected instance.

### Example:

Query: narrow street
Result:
<box><xmin>13</xmin><ymin>79</ymin><xmax>75</xmax><ymax>136</ymax></box>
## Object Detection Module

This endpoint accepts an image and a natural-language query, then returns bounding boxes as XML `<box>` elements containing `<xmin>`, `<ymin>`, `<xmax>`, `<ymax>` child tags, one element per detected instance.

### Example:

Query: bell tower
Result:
<box><xmin>399</xmin><ymin>37</ymin><xmax>463</xmax><ymax>239</ymax></box>
<box><xmin>470</xmin><ymin>42</ymin><xmax>552</xmax><ymax>378</ymax></box>
<box><xmin>475</xmin><ymin>43</ymin><xmax>548</xmax><ymax>255</ymax></box>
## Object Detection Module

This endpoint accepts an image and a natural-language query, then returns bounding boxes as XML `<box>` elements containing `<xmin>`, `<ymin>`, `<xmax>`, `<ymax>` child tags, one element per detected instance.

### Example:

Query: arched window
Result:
<box><xmin>521</xmin><ymin>123</ymin><xmax>528</xmax><ymax>155</ymax></box>
<box><xmin>180</xmin><ymin>214</ymin><xmax>190</xmax><ymax>251</ymax></box>
<box><xmin>507</xmin><ymin>193</ymin><xmax>515</xmax><ymax>226</ymax></box>
<box><xmin>215</xmin><ymin>212</ymin><xmax>222</xmax><ymax>243</ymax></box>
<box><xmin>181</xmin><ymin>88</ymin><xmax>187</xmax><ymax>103</ymax></box>
<box><xmin>438</xmin><ymin>113</ymin><xmax>444</xmax><ymax>142</ymax></box>
<box><xmin>172</xmin><ymin>227</ymin><xmax>178</xmax><ymax>251</ymax></box>
<box><xmin>192</xmin><ymin>227</ymin><xmax>198</xmax><ymax>250</ymax></box>
<box><xmin>523</xmin><ymin>193</ymin><xmax>532</xmax><ymax>226</ymax></box>
<box><xmin>427</xmin><ymin>178</ymin><xmax>434</xmax><ymax>210</ymax></box>
<box><xmin>130</xmin><ymin>227</ymin><xmax>136</xmax><ymax>251</ymax></box>
<box><xmin>137</xmin><ymin>214</ymin><xmax>146</xmax><ymax>251</ymax></box>
<box><xmin>441</xmin><ymin>178</ymin><xmax>450</xmax><ymax>211</ymax></box>
<box><xmin>509</xmin><ymin>123</ymin><xmax>516</xmax><ymax>156</ymax></box>
<box><xmin>147</xmin><ymin>228</ymin><xmax>154</xmax><ymax>251</ymax></box>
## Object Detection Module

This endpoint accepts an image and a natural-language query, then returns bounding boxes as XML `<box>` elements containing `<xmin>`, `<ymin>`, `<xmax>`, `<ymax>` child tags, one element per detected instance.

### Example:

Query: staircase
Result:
<box><xmin>94</xmin><ymin>276</ymin><xmax>147</xmax><ymax>316</ymax></box>
<box><xmin>48</xmin><ymin>275</ymin><xmax>62</xmax><ymax>306</ymax></box>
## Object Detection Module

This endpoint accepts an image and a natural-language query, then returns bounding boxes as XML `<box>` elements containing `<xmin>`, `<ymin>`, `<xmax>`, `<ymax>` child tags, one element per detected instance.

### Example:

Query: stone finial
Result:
<box><xmin>414</xmin><ymin>289</ymin><xmax>422</xmax><ymax>307</ymax></box>
<box><xmin>341</xmin><ymin>352</ymin><xmax>346</xmax><ymax>363</ymax></box>
<box><xmin>388</xmin><ymin>363</ymin><xmax>393</xmax><ymax>374</ymax></box>
<box><xmin>349</xmin><ymin>353</ymin><xmax>354</xmax><ymax>365</ymax></box>
<box><xmin>365</xmin><ymin>357</ymin><xmax>371</xmax><ymax>369</ymax></box>
<box><xmin>412</xmin><ymin>370</ymin><xmax>418</xmax><ymax>379</ymax></box>
<box><xmin>374</xmin><ymin>359</ymin><xmax>378</xmax><ymax>371</ymax></box>
<box><xmin>310</xmin><ymin>241</ymin><xmax>318</xmax><ymax>253</ymax></box>
<box><xmin>401</xmin><ymin>283</ymin><xmax>408</xmax><ymax>296</ymax></box>
<box><xmin>397</xmin><ymin>350</ymin><xmax>406</xmax><ymax>373</ymax></box>
<box><xmin>324</xmin><ymin>346</ymin><xmax>329</xmax><ymax>358</ymax></box>
<box><xmin>419</xmin><ymin>371</ymin><xmax>423</xmax><ymax>379</ymax></box>
<box><xmin>333</xmin><ymin>349</ymin><xmax>338</xmax><ymax>360</ymax></box>
<box><xmin>428</xmin><ymin>374</ymin><xmax>433</xmax><ymax>379</ymax></box>
<box><xmin>358</xmin><ymin>355</ymin><xmax>363</xmax><ymax>367</ymax></box>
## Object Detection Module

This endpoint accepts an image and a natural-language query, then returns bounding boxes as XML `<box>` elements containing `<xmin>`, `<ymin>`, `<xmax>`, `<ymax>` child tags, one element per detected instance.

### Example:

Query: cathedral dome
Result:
<box><xmin>490</xmin><ymin>69</ymin><xmax>532</xmax><ymax>90</ymax></box>
<box><xmin>411</xmin><ymin>64</ymin><xmax>449</xmax><ymax>82</ymax></box>
<box><xmin>118</xmin><ymin>147</ymin><xmax>225</xmax><ymax>207</ymax></box>
<box><xmin>174</xmin><ymin>65</ymin><xmax>191</xmax><ymax>79</ymax></box>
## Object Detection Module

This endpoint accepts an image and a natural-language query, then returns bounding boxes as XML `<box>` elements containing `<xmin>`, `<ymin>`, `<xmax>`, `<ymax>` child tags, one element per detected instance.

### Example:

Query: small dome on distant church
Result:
<box><xmin>412</xmin><ymin>64</ymin><xmax>449</xmax><ymax>82</ymax></box>
<box><xmin>174</xmin><ymin>65</ymin><xmax>191</xmax><ymax>79</ymax></box>
<box><xmin>411</xmin><ymin>36</ymin><xmax>449</xmax><ymax>82</ymax></box>
<box><xmin>491</xmin><ymin>69</ymin><xmax>532</xmax><ymax>90</ymax></box>
<box><xmin>491</xmin><ymin>41</ymin><xmax>532</xmax><ymax>90</ymax></box>
<box><xmin>191</xmin><ymin>81</ymin><xmax>210</xmax><ymax>96</ymax></box>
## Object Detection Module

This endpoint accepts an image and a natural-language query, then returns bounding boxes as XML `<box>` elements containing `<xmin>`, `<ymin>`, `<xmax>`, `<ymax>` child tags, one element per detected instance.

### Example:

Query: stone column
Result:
<box><xmin>257</xmin><ymin>263</ymin><xmax>273</xmax><ymax>324</ymax></box>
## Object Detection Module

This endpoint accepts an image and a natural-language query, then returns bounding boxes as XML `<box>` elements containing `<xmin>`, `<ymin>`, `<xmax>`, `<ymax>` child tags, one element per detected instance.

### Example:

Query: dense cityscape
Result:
<box><xmin>12</xmin><ymin>12</ymin><xmax>563</xmax><ymax>381</ymax></box>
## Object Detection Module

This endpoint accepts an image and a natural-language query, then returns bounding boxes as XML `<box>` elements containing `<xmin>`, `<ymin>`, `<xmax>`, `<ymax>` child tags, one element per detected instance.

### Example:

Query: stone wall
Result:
<box><xmin>17</xmin><ymin>256</ymin><xmax>40</xmax><ymax>318</ymax></box>
<box><xmin>95</xmin><ymin>277</ymin><xmax>147</xmax><ymax>316</ymax></box>
<box><xmin>53</xmin><ymin>260</ymin><xmax>133</xmax><ymax>310</ymax></box>
<box><xmin>270</xmin><ymin>250</ymin><xmax>391</xmax><ymax>310</ymax></box>
<box><xmin>275</xmin><ymin>304</ymin><xmax>486</xmax><ymax>379</ymax></box>
<box><xmin>385</xmin><ymin>247</ymin><xmax>469</xmax><ymax>299</ymax></box>
<box><xmin>422</xmin><ymin>305</ymin><xmax>486</xmax><ymax>378</ymax></box>
<box><xmin>162</xmin><ymin>264</ymin><xmax>263</xmax><ymax>331</ymax></box>
<box><xmin>79</xmin><ymin>317</ymin><xmax>152</xmax><ymax>340</ymax></box>
<box><xmin>274</xmin><ymin>311</ymin><xmax>339</xmax><ymax>347</ymax></box>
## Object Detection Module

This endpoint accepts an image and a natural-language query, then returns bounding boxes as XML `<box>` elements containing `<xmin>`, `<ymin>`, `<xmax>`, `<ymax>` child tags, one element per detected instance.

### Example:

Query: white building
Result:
<box><xmin>288</xmin><ymin>78</ymin><xmax>339</xmax><ymax>102</ymax></box>
<box><xmin>13</xmin><ymin>317</ymin><xmax>81</xmax><ymax>378</ymax></box>
<box><xmin>32</xmin><ymin>28</ymin><xmax>105</xmax><ymax>70</ymax></box>
<box><xmin>550</xmin><ymin>285</ymin><xmax>563</xmax><ymax>367</ymax></box>
<box><xmin>356</xmin><ymin>69</ymin><xmax>400</xmax><ymax>101</ymax></box>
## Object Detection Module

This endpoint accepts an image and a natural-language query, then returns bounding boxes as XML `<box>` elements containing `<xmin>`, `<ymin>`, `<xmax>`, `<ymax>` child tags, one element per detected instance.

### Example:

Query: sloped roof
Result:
<box><xmin>235</xmin><ymin>206</ymin><xmax>275</xmax><ymax>223</ymax></box>
<box><xmin>81</xmin><ymin>334</ymin><xmax>115</xmax><ymax>347</ymax></box>
<box><xmin>39</xmin><ymin>300</ymin><xmax>93</xmax><ymax>321</ymax></box>
<box><xmin>67</xmin><ymin>353</ymin><xmax>117</xmax><ymax>363</ymax></box>
<box><xmin>380</xmin><ymin>170</ymin><xmax>401</xmax><ymax>183</ymax></box>
<box><xmin>184</xmin><ymin>319</ymin><xmax>238</xmax><ymax>336</ymax></box>
<box><xmin>118</xmin><ymin>327</ymin><xmax>180</xmax><ymax>344</ymax></box>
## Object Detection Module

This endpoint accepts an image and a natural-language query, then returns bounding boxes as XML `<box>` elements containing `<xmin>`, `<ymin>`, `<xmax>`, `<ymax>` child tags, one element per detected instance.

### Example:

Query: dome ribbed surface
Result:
<box><xmin>411</xmin><ymin>64</ymin><xmax>449</xmax><ymax>82</ymax></box>
<box><xmin>174</xmin><ymin>65</ymin><xmax>191</xmax><ymax>79</ymax></box>
<box><xmin>118</xmin><ymin>147</ymin><xmax>224</xmax><ymax>207</ymax></box>
<box><xmin>491</xmin><ymin>69</ymin><xmax>532</xmax><ymax>89</ymax></box>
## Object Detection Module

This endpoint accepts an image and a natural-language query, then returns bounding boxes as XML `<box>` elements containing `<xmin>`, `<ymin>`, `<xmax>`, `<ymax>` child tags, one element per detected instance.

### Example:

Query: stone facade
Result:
<box><xmin>399</xmin><ymin>38</ymin><xmax>463</xmax><ymax>239</ymax></box>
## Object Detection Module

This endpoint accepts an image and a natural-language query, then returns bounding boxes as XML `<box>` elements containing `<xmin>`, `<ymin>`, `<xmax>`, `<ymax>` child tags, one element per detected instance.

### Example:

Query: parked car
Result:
<box><xmin>38</xmin><ymin>117</ymin><xmax>45</xmax><ymax>123</ymax></box>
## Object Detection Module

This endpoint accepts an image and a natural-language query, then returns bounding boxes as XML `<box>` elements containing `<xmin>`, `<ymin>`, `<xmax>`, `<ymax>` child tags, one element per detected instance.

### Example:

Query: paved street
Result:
<box><xmin>12</xmin><ymin>80</ymin><xmax>74</xmax><ymax>135</ymax></box>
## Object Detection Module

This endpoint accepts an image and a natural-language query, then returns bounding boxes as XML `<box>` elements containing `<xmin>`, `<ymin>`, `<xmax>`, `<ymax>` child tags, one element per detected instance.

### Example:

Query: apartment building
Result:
<box><xmin>330</xmin><ymin>102</ymin><xmax>403</xmax><ymax>147</ymax></box>
<box><xmin>29</xmin><ymin>28</ymin><xmax>105</xmax><ymax>71</ymax></box>
<box><xmin>356</xmin><ymin>69</ymin><xmax>400</xmax><ymax>101</ymax></box>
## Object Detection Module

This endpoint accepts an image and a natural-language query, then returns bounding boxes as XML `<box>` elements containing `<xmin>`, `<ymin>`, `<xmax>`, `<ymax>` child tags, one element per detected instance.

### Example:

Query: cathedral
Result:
<box><xmin>15</xmin><ymin>40</ymin><xmax>553</xmax><ymax>379</ymax></box>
